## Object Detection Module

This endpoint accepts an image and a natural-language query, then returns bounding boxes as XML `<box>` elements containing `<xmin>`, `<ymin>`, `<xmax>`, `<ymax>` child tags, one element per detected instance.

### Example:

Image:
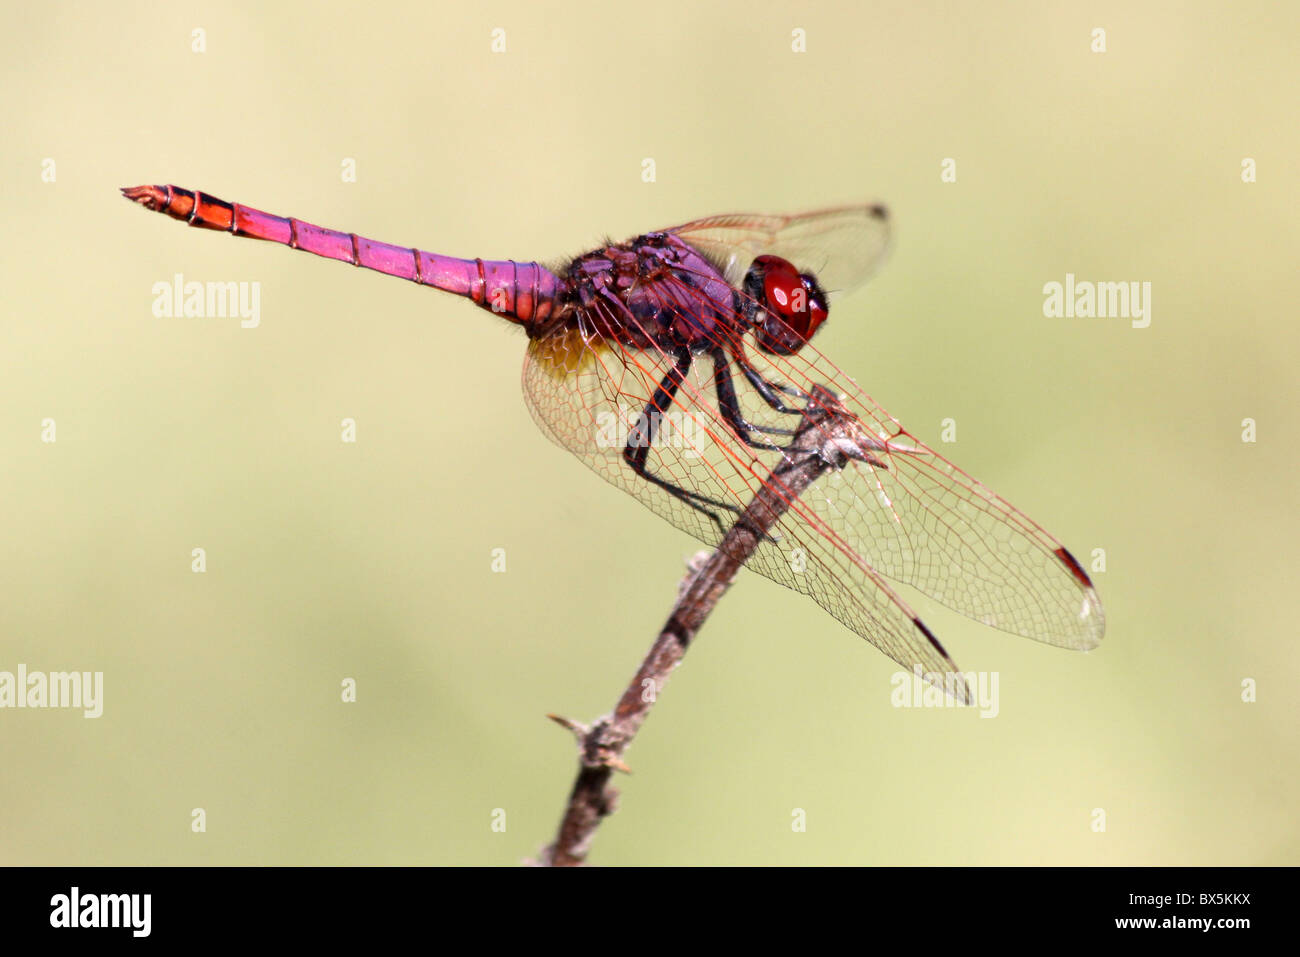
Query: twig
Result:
<box><xmin>537</xmin><ymin>385</ymin><xmax>872</xmax><ymax>866</ymax></box>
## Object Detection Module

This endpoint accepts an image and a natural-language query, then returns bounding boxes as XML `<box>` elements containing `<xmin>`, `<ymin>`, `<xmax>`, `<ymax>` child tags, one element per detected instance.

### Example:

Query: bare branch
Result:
<box><xmin>538</xmin><ymin>386</ymin><xmax>867</xmax><ymax>866</ymax></box>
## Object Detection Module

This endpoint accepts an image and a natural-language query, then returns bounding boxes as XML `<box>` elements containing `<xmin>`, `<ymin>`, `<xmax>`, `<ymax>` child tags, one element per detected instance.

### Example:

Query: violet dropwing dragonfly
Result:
<box><xmin>122</xmin><ymin>184</ymin><xmax>1105</xmax><ymax>701</ymax></box>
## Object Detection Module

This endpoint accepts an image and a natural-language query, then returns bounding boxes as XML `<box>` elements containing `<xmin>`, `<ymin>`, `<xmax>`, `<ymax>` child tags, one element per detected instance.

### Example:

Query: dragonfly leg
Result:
<box><xmin>711</xmin><ymin>350</ymin><xmax>793</xmax><ymax>448</ymax></box>
<box><xmin>623</xmin><ymin>348</ymin><xmax>748</xmax><ymax>539</ymax></box>
<box><xmin>737</xmin><ymin>360</ymin><xmax>807</xmax><ymax>415</ymax></box>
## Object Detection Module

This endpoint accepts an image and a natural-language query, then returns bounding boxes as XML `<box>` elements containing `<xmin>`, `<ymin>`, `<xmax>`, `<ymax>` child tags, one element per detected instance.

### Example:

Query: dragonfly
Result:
<box><xmin>122</xmin><ymin>184</ymin><xmax>1105</xmax><ymax>701</ymax></box>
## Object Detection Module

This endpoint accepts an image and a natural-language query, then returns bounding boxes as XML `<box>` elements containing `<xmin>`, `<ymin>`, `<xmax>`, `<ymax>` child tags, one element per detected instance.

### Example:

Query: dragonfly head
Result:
<box><xmin>742</xmin><ymin>255</ymin><xmax>830</xmax><ymax>355</ymax></box>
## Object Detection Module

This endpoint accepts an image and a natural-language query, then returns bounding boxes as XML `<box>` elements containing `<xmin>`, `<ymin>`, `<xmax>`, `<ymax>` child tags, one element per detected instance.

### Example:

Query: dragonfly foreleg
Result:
<box><xmin>711</xmin><ymin>350</ymin><xmax>794</xmax><ymax>449</ymax></box>
<box><xmin>737</xmin><ymin>360</ymin><xmax>808</xmax><ymax>415</ymax></box>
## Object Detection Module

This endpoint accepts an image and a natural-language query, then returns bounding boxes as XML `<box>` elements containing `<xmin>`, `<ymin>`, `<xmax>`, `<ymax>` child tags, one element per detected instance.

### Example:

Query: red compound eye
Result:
<box><xmin>748</xmin><ymin>255</ymin><xmax>829</xmax><ymax>355</ymax></box>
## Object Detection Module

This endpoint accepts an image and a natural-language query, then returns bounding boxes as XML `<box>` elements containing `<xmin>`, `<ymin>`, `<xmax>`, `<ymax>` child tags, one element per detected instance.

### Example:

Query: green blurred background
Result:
<box><xmin>2</xmin><ymin>1</ymin><xmax>1295</xmax><ymax>865</ymax></box>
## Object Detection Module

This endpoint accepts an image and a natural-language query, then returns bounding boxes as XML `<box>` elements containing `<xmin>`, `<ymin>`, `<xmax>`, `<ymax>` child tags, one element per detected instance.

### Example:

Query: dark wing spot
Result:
<box><xmin>1054</xmin><ymin>547</ymin><xmax>1094</xmax><ymax>588</ymax></box>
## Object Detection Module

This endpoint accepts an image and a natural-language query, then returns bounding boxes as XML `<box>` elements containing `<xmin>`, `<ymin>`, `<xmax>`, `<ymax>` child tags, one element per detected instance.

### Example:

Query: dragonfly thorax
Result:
<box><xmin>557</xmin><ymin>233</ymin><xmax>738</xmax><ymax>352</ymax></box>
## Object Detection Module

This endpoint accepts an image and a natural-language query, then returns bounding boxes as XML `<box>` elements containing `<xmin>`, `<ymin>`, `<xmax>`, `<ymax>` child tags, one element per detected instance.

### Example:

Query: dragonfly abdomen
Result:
<box><xmin>121</xmin><ymin>184</ymin><xmax>561</xmax><ymax>325</ymax></box>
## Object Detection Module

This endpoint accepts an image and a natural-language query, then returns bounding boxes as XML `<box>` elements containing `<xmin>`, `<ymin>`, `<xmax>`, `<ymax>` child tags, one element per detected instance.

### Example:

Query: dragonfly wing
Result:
<box><xmin>739</xmin><ymin>340</ymin><xmax>1107</xmax><ymax>650</ymax></box>
<box><xmin>521</xmin><ymin>308</ymin><xmax>974</xmax><ymax>701</ymax></box>
<box><xmin>665</xmin><ymin>204</ymin><xmax>891</xmax><ymax>296</ymax></box>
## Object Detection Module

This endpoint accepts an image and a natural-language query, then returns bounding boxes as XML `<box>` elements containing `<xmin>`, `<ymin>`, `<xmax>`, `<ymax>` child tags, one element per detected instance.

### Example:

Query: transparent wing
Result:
<box><xmin>663</xmin><ymin>204</ymin><xmax>891</xmax><ymax>295</ymax></box>
<box><xmin>521</xmin><ymin>270</ymin><xmax>1104</xmax><ymax>702</ymax></box>
<box><xmin>740</xmin><ymin>335</ymin><xmax>1107</xmax><ymax>652</ymax></box>
<box><xmin>522</xmin><ymin>307</ymin><xmax>963</xmax><ymax>701</ymax></box>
